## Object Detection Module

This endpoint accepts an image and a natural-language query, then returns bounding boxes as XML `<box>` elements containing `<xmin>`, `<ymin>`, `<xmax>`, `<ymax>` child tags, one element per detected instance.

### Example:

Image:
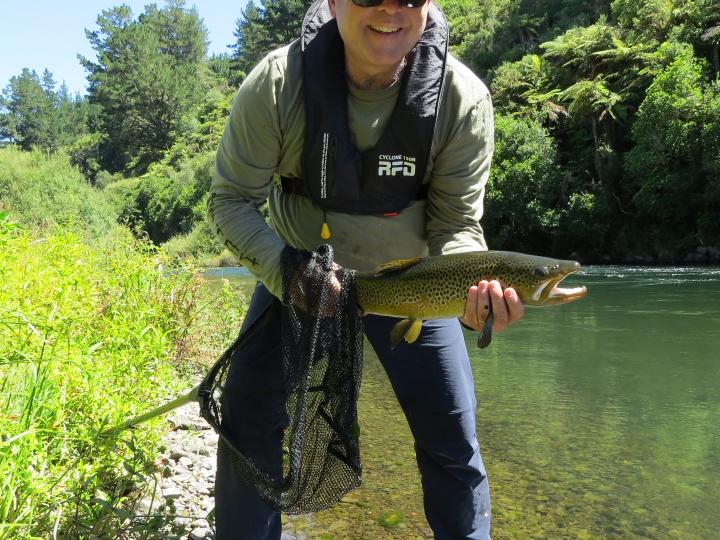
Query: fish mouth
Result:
<box><xmin>542</xmin><ymin>281</ymin><xmax>587</xmax><ymax>304</ymax></box>
<box><xmin>534</xmin><ymin>262</ymin><xmax>587</xmax><ymax>305</ymax></box>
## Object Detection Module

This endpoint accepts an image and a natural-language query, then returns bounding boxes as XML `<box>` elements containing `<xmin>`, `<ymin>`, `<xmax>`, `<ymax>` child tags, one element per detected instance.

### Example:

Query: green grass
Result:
<box><xmin>0</xmin><ymin>214</ymin><xmax>246</xmax><ymax>538</ymax></box>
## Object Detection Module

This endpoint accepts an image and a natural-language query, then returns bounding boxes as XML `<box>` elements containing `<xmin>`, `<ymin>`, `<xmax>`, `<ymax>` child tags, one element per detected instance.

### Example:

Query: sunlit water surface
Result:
<box><xmin>209</xmin><ymin>266</ymin><xmax>720</xmax><ymax>539</ymax></box>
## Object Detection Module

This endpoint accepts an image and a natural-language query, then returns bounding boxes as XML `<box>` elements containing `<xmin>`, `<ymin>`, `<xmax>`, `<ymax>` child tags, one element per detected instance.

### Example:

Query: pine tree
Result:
<box><xmin>0</xmin><ymin>68</ymin><xmax>57</xmax><ymax>151</ymax></box>
<box><xmin>230</xmin><ymin>0</ymin><xmax>315</xmax><ymax>75</ymax></box>
<box><xmin>80</xmin><ymin>0</ymin><xmax>208</xmax><ymax>175</ymax></box>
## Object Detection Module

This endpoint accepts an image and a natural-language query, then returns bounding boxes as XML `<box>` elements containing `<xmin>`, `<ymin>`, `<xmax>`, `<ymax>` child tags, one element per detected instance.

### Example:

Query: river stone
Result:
<box><xmin>172</xmin><ymin>473</ymin><xmax>193</xmax><ymax>483</ymax></box>
<box><xmin>184</xmin><ymin>420</ymin><xmax>211</xmax><ymax>431</ymax></box>
<box><xmin>189</xmin><ymin>518</ymin><xmax>208</xmax><ymax>528</ymax></box>
<box><xmin>189</xmin><ymin>526</ymin><xmax>210</xmax><ymax>539</ymax></box>
<box><xmin>174</xmin><ymin>516</ymin><xmax>192</xmax><ymax>527</ymax></box>
<box><xmin>163</xmin><ymin>486</ymin><xmax>183</xmax><ymax>500</ymax></box>
<box><xmin>171</xmin><ymin>449</ymin><xmax>189</xmax><ymax>460</ymax></box>
<box><xmin>195</xmin><ymin>482</ymin><xmax>211</xmax><ymax>496</ymax></box>
<box><xmin>137</xmin><ymin>497</ymin><xmax>154</xmax><ymax>513</ymax></box>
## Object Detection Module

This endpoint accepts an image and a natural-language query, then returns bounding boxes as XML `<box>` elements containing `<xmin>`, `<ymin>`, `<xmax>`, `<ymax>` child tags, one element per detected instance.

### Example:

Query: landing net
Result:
<box><xmin>198</xmin><ymin>244</ymin><xmax>364</xmax><ymax>513</ymax></box>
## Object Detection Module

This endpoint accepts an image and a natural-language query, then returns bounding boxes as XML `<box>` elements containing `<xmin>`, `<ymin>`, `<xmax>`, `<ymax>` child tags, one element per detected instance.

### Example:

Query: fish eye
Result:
<box><xmin>533</xmin><ymin>266</ymin><xmax>549</xmax><ymax>278</ymax></box>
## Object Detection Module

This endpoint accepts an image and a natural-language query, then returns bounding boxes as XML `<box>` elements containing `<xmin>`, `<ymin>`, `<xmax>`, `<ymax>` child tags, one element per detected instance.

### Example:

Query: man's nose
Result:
<box><xmin>376</xmin><ymin>0</ymin><xmax>418</xmax><ymax>13</ymax></box>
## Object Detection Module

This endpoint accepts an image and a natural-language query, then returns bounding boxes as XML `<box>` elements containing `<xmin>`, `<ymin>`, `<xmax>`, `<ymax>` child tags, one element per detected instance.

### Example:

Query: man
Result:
<box><xmin>208</xmin><ymin>0</ymin><xmax>524</xmax><ymax>537</ymax></box>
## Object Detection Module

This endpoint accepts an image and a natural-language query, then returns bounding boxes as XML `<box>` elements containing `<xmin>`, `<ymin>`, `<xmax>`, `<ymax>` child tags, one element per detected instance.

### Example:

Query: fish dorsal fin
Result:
<box><xmin>374</xmin><ymin>257</ymin><xmax>424</xmax><ymax>277</ymax></box>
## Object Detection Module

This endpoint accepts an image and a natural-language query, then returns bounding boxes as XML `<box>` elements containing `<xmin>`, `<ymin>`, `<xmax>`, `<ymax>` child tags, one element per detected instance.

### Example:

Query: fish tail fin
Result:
<box><xmin>390</xmin><ymin>318</ymin><xmax>423</xmax><ymax>349</ymax></box>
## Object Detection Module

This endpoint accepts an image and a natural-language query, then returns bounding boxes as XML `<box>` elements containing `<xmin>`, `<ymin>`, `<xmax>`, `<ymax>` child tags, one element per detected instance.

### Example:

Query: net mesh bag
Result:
<box><xmin>198</xmin><ymin>244</ymin><xmax>364</xmax><ymax>514</ymax></box>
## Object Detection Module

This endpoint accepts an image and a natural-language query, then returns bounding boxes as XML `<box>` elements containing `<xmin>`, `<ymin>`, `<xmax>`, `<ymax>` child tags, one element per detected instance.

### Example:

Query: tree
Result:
<box><xmin>0</xmin><ymin>67</ymin><xmax>98</xmax><ymax>155</ymax></box>
<box><xmin>610</xmin><ymin>0</ymin><xmax>673</xmax><ymax>41</ymax></box>
<box><xmin>80</xmin><ymin>1</ymin><xmax>208</xmax><ymax>175</ymax></box>
<box><xmin>556</xmin><ymin>76</ymin><xmax>628</xmax><ymax>182</ymax></box>
<box><xmin>230</xmin><ymin>0</ymin><xmax>267</xmax><ymax>77</ymax></box>
<box><xmin>439</xmin><ymin>0</ymin><xmax>612</xmax><ymax>76</ymax></box>
<box><xmin>672</xmin><ymin>0</ymin><xmax>720</xmax><ymax>74</ymax></box>
<box><xmin>483</xmin><ymin>114</ymin><xmax>562</xmax><ymax>253</ymax></box>
<box><xmin>540</xmin><ymin>19</ymin><xmax>618</xmax><ymax>83</ymax></box>
<box><xmin>141</xmin><ymin>0</ymin><xmax>208</xmax><ymax>65</ymax></box>
<box><xmin>118</xmin><ymin>152</ymin><xmax>216</xmax><ymax>243</ymax></box>
<box><xmin>699</xmin><ymin>80</ymin><xmax>720</xmax><ymax>244</ymax></box>
<box><xmin>490</xmin><ymin>54</ymin><xmax>572</xmax><ymax>124</ymax></box>
<box><xmin>0</xmin><ymin>68</ymin><xmax>57</xmax><ymax>151</ymax></box>
<box><xmin>624</xmin><ymin>43</ymin><xmax>711</xmax><ymax>253</ymax></box>
<box><xmin>441</xmin><ymin>0</ymin><xmax>521</xmax><ymax>76</ymax></box>
<box><xmin>207</xmin><ymin>53</ymin><xmax>235</xmax><ymax>88</ymax></box>
<box><xmin>231</xmin><ymin>0</ymin><xmax>315</xmax><ymax>75</ymax></box>
<box><xmin>533</xmin><ymin>23</ymin><xmax>624</xmax><ymax>189</ymax></box>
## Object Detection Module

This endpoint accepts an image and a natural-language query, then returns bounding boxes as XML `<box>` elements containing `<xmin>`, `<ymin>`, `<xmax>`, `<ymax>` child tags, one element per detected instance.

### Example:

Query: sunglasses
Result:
<box><xmin>351</xmin><ymin>0</ymin><xmax>427</xmax><ymax>8</ymax></box>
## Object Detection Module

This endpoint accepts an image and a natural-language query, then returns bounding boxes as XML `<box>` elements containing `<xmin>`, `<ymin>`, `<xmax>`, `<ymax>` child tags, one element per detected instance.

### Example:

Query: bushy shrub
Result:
<box><xmin>118</xmin><ymin>151</ymin><xmax>215</xmax><ymax>244</ymax></box>
<box><xmin>0</xmin><ymin>147</ymin><xmax>117</xmax><ymax>236</ymax></box>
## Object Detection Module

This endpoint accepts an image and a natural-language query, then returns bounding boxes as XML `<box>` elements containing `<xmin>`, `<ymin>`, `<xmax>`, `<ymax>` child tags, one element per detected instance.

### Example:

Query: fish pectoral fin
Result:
<box><xmin>374</xmin><ymin>257</ymin><xmax>425</xmax><ymax>277</ymax></box>
<box><xmin>405</xmin><ymin>319</ymin><xmax>423</xmax><ymax>343</ymax></box>
<box><xmin>477</xmin><ymin>304</ymin><xmax>494</xmax><ymax>349</ymax></box>
<box><xmin>390</xmin><ymin>318</ymin><xmax>423</xmax><ymax>348</ymax></box>
<box><xmin>390</xmin><ymin>319</ymin><xmax>412</xmax><ymax>349</ymax></box>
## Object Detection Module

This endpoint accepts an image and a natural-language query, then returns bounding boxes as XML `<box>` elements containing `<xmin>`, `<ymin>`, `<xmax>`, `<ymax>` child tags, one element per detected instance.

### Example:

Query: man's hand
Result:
<box><xmin>288</xmin><ymin>260</ymin><xmax>343</xmax><ymax>317</ymax></box>
<box><xmin>459</xmin><ymin>280</ymin><xmax>524</xmax><ymax>333</ymax></box>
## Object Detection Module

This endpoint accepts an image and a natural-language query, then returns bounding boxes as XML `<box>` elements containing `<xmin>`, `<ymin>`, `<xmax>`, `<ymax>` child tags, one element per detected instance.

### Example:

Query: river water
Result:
<box><xmin>208</xmin><ymin>266</ymin><xmax>720</xmax><ymax>539</ymax></box>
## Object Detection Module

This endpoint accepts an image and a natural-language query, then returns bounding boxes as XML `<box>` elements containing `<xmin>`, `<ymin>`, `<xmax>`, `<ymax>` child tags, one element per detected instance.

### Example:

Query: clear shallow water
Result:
<box><xmin>463</xmin><ymin>266</ymin><xmax>720</xmax><ymax>539</ymax></box>
<box><xmin>211</xmin><ymin>266</ymin><xmax>720</xmax><ymax>538</ymax></box>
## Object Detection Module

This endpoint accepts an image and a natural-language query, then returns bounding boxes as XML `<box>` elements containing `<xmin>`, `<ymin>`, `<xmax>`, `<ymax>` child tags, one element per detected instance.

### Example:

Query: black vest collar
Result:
<box><xmin>298</xmin><ymin>0</ymin><xmax>448</xmax><ymax>214</ymax></box>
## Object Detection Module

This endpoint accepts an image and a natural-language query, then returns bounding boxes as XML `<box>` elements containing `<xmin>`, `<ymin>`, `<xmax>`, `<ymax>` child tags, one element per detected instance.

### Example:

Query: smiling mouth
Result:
<box><xmin>369</xmin><ymin>25</ymin><xmax>401</xmax><ymax>33</ymax></box>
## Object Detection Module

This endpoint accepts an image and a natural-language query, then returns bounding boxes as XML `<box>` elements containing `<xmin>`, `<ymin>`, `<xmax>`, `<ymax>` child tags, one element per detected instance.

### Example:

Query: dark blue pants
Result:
<box><xmin>215</xmin><ymin>284</ymin><xmax>491</xmax><ymax>539</ymax></box>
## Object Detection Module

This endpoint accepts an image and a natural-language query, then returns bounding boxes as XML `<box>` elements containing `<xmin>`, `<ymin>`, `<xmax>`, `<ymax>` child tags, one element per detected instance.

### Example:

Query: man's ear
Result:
<box><xmin>328</xmin><ymin>0</ymin><xmax>337</xmax><ymax>17</ymax></box>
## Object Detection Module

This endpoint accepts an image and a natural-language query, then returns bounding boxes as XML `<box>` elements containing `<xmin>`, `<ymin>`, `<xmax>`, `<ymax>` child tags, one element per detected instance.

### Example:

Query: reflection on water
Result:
<box><xmin>208</xmin><ymin>266</ymin><xmax>720</xmax><ymax>539</ymax></box>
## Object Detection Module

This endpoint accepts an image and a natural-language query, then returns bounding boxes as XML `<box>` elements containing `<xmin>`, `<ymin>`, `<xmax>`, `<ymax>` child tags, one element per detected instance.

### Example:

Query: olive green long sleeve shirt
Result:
<box><xmin>209</xmin><ymin>40</ymin><xmax>493</xmax><ymax>299</ymax></box>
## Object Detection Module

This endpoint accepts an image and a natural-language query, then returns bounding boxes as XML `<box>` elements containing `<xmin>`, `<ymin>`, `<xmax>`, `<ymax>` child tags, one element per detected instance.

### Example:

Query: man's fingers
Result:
<box><xmin>461</xmin><ymin>280</ymin><xmax>525</xmax><ymax>332</ymax></box>
<box><xmin>474</xmin><ymin>281</ymin><xmax>489</xmax><ymax>325</ymax></box>
<box><xmin>504</xmin><ymin>287</ymin><xmax>524</xmax><ymax>324</ymax></box>
<box><xmin>461</xmin><ymin>281</ymin><xmax>489</xmax><ymax>330</ymax></box>
<box><xmin>463</xmin><ymin>284</ymin><xmax>479</xmax><ymax>325</ymax></box>
<box><xmin>487</xmin><ymin>281</ymin><xmax>508</xmax><ymax>331</ymax></box>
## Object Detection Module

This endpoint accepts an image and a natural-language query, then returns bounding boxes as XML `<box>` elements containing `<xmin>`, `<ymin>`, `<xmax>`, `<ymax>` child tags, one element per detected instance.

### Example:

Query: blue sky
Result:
<box><xmin>1</xmin><ymin>1</ymin><xmax>249</xmax><ymax>97</ymax></box>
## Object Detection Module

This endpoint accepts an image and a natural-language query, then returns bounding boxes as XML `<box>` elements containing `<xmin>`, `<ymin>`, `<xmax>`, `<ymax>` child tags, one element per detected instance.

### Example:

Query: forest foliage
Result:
<box><xmin>1</xmin><ymin>0</ymin><xmax>719</xmax><ymax>261</ymax></box>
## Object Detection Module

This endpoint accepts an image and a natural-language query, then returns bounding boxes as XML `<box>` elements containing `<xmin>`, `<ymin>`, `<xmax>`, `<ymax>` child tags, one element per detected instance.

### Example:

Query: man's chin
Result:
<box><xmin>365</xmin><ymin>52</ymin><xmax>407</xmax><ymax>71</ymax></box>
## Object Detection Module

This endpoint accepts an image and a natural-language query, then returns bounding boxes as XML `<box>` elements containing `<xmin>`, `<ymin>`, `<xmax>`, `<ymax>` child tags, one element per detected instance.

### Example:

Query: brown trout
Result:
<box><xmin>355</xmin><ymin>251</ymin><xmax>587</xmax><ymax>348</ymax></box>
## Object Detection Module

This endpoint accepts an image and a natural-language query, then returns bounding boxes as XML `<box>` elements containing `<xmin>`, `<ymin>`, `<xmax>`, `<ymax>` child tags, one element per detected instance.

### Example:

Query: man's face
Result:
<box><xmin>328</xmin><ymin>0</ymin><xmax>431</xmax><ymax>79</ymax></box>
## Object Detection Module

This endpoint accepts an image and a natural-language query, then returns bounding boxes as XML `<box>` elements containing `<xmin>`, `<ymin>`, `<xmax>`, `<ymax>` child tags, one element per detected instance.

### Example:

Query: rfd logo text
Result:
<box><xmin>377</xmin><ymin>155</ymin><xmax>416</xmax><ymax>177</ymax></box>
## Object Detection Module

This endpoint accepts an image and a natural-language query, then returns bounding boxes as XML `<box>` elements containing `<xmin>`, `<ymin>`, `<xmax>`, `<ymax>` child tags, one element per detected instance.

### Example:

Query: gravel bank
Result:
<box><xmin>136</xmin><ymin>402</ymin><xmax>300</xmax><ymax>540</ymax></box>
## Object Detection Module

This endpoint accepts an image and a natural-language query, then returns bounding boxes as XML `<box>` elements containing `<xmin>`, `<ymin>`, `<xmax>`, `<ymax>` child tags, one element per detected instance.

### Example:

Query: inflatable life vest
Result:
<box><xmin>291</xmin><ymin>0</ymin><xmax>448</xmax><ymax>215</ymax></box>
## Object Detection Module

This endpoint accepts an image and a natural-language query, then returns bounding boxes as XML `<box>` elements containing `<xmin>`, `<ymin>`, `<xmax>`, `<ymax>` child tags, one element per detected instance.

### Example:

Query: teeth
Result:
<box><xmin>370</xmin><ymin>25</ymin><xmax>400</xmax><ymax>33</ymax></box>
